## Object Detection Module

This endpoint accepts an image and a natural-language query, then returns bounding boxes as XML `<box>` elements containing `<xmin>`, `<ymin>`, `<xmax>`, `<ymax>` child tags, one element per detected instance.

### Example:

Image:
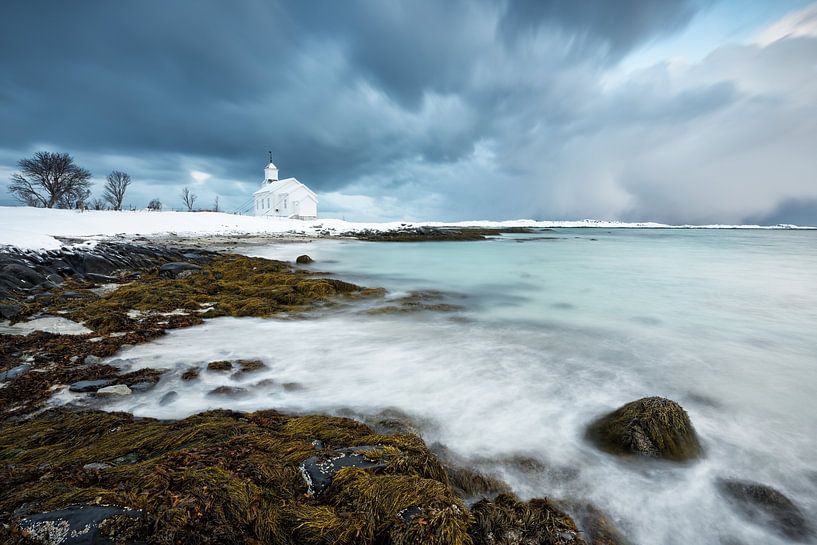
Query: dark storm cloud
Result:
<box><xmin>499</xmin><ymin>0</ymin><xmax>698</xmax><ymax>55</ymax></box>
<box><xmin>1</xmin><ymin>0</ymin><xmax>815</xmax><ymax>223</ymax></box>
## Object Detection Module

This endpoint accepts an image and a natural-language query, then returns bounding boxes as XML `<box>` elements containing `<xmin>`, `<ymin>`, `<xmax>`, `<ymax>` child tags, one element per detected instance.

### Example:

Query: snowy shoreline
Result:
<box><xmin>1</xmin><ymin>206</ymin><xmax>814</xmax><ymax>251</ymax></box>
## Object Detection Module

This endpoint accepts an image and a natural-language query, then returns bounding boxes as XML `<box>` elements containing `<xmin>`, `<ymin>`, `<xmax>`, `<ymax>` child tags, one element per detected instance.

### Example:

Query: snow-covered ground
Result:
<box><xmin>0</xmin><ymin>206</ymin><xmax>812</xmax><ymax>251</ymax></box>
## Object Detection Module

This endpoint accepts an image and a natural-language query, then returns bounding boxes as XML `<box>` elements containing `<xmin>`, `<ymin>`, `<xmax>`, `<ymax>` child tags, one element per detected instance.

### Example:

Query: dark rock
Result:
<box><xmin>69</xmin><ymin>379</ymin><xmax>115</xmax><ymax>393</ymax></box>
<box><xmin>2</xmin><ymin>262</ymin><xmax>46</xmax><ymax>287</ymax></box>
<box><xmin>300</xmin><ymin>445</ymin><xmax>389</xmax><ymax>495</ymax></box>
<box><xmin>45</xmin><ymin>273</ymin><xmax>64</xmax><ymax>285</ymax></box>
<box><xmin>295</xmin><ymin>254</ymin><xmax>314</xmax><ymax>264</ymax></box>
<box><xmin>84</xmin><ymin>355</ymin><xmax>102</xmax><ymax>365</ymax></box>
<box><xmin>567</xmin><ymin>503</ymin><xmax>631</xmax><ymax>545</ymax></box>
<box><xmin>181</xmin><ymin>368</ymin><xmax>200</xmax><ymax>381</ymax></box>
<box><xmin>206</xmin><ymin>360</ymin><xmax>233</xmax><ymax>371</ymax></box>
<box><xmin>717</xmin><ymin>479</ymin><xmax>813</xmax><ymax>540</ymax></box>
<box><xmin>158</xmin><ymin>262</ymin><xmax>202</xmax><ymax>279</ymax></box>
<box><xmin>60</xmin><ymin>290</ymin><xmax>86</xmax><ymax>299</ymax></box>
<box><xmin>0</xmin><ymin>363</ymin><xmax>31</xmax><ymax>381</ymax></box>
<box><xmin>17</xmin><ymin>504</ymin><xmax>144</xmax><ymax>545</ymax></box>
<box><xmin>237</xmin><ymin>359</ymin><xmax>265</xmax><ymax>373</ymax></box>
<box><xmin>159</xmin><ymin>391</ymin><xmax>179</xmax><ymax>406</ymax></box>
<box><xmin>585</xmin><ymin>397</ymin><xmax>702</xmax><ymax>461</ymax></box>
<box><xmin>398</xmin><ymin>505</ymin><xmax>424</xmax><ymax>523</ymax></box>
<box><xmin>207</xmin><ymin>385</ymin><xmax>249</xmax><ymax>398</ymax></box>
<box><xmin>85</xmin><ymin>273</ymin><xmax>118</xmax><ymax>283</ymax></box>
<box><xmin>0</xmin><ymin>302</ymin><xmax>23</xmax><ymax>319</ymax></box>
<box><xmin>129</xmin><ymin>381</ymin><xmax>156</xmax><ymax>393</ymax></box>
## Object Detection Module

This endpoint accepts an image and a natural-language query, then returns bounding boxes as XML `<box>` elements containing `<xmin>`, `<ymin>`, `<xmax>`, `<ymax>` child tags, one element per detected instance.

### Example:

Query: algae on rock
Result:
<box><xmin>585</xmin><ymin>397</ymin><xmax>702</xmax><ymax>462</ymax></box>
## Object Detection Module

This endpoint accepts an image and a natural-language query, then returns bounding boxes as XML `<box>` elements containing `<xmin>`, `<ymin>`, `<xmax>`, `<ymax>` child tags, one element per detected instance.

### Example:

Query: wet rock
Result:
<box><xmin>207</xmin><ymin>385</ymin><xmax>248</xmax><ymax>398</ymax></box>
<box><xmin>717</xmin><ymin>478</ymin><xmax>813</xmax><ymax>540</ymax></box>
<box><xmin>129</xmin><ymin>381</ymin><xmax>156</xmax><ymax>393</ymax></box>
<box><xmin>159</xmin><ymin>391</ymin><xmax>179</xmax><ymax>405</ymax></box>
<box><xmin>207</xmin><ymin>360</ymin><xmax>232</xmax><ymax>371</ymax></box>
<box><xmin>0</xmin><ymin>303</ymin><xmax>22</xmax><ymax>319</ymax></box>
<box><xmin>69</xmin><ymin>379</ymin><xmax>115</xmax><ymax>393</ymax></box>
<box><xmin>45</xmin><ymin>273</ymin><xmax>64</xmax><ymax>285</ymax></box>
<box><xmin>470</xmin><ymin>493</ymin><xmax>586</xmax><ymax>545</ymax></box>
<box><xmin>158</xmin><ymin>262</ymin><xmax>202</xmax><ymax>279</ymax></box>
<box><xmin>2</xmin><ymin>263</ymin><xmax>45</xmax><ymax>287</ymax></box>
<box><xmin>237</xmin><ymin>359</ymin><xmax>265</xmax><ymax>373</ymax></box>
<box><xmin>96</xmin><ymin>384</ymin><xmax>132</xmax><ymax>396</ymax></box>
<box><xmin>300</xmin><ymin>445</ymin><xmax>389</xmax><ymax>495</ymax></box>
<box><xmin>84</xmin><ymin>355</ymin><xmax>102</xmax><ymax>365</ymax></box>
<box><xmin>17</xmin><ymin>504</ymin><xmax>144</xmax><ymax>545</ymax></box>
<box><xmin>0</xmin><ymin>363</ymin><xmax>31</xmax><ymax>381</ymax></box>
<box><xmin>567</xmin><ymin>503</ymin><xmax>631</xmax><ymax>545</ymax></box>
<box><xmin>85</xmin><ymin>273</ymin><xmax>117</xmax><ymax>283</ymax></box>
<box><xmin>181</xmin><ymin>368</ymin><xmax>200</xmax><ymax>380</ymax></box>
<box><xmin>585</xmin><ymin>397</ymin><xmax>702</xmax><ymax>461</ymax></box>
<box><xmin>295</xmin><ymin>254</ymin><xmax>314</xmax><ymax>264</ymax></box>
<box><xmin>83</xmin><ymin>462</ymin><xmax>113</xmax><ymax>471</ymax></box>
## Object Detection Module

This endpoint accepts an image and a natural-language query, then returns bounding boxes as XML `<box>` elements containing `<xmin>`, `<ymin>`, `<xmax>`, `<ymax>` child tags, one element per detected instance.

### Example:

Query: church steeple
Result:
<box><xmin>264</xmin><ymin>151</ymin><xmax>278</xmax><ymax>183</ymax></box>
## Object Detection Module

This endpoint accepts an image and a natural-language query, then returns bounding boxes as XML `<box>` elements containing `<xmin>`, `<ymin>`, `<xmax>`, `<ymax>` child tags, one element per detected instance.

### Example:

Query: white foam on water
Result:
<box><xmin>58</xmin><ymin>229</ymin><xmax>817</xmax><ymax>545</ymax></box>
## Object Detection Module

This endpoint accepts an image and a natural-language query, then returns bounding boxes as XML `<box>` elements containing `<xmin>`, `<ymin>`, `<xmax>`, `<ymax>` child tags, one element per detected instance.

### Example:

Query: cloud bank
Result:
<box><xmin>0</xmin><ymin>0</ymin><xmax>815</xmax><ymax>223</ymax></box>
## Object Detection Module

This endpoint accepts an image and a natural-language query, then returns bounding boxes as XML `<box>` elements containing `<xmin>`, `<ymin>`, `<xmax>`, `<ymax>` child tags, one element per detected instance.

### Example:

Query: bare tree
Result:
<box><xmin>147</xmin><ymin>198</ymin><xmax>162</xmax><ymax>211</ymax></box>
<box><xmin>213</xmin><ymin>195</ymin><xmax>220</xmax><ymax>212</ymax></box>
<box><xmin>181</xmin><ymin>187</ymin><xmax>197</xmax><ymax>211</ymax></box>
<box><xmin>8</xmin><ymin>151</ymin><xmax>92</xmax><ymax>208</ymax></box>
<box><xmin>57</xmin><ymin>186</ymin><xmax>91</xmax><ymax>210</ymax></box>
<box><xmin>90</xmin><ymin>198</ymin><xmax>106</xmax><ymax>210</ymax></box>
<box><xmin>103</xmin><ymin>170</ymin><xmax>131</xmax><ymax>210</ymax></box>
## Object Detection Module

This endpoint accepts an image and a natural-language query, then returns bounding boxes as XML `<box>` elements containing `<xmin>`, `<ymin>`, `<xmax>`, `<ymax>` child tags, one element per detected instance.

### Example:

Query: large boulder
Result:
<box><xmin>585</xmin><ymin>397</ymin><xmax>702</xmax><ymax>461</ymax></box>
<box><xmin>717</xmin><ymin>479</ymin><xmax>813</xmax><ymax>540</ymax></box>
<box><xmin>295</xmin><ymin>254</ymin><xmax>314</xmax><ymax>264</ymax></box>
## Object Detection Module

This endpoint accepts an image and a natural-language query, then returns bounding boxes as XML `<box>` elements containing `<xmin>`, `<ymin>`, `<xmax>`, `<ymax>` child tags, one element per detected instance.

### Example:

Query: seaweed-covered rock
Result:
<box><xmin>300</xmin><ymin>445</ymin><xmax>389</xmax><ymax>495</ymax></box>
<box><xmin>206</xmin><ymin>360</ymin><xmax>232</xmax><ymax>371</ymax></box>
<box><xmin>566</xmin><ymin>503</ymin><xmax>631</xmax><ymax>545</ymax></box>
<box><xmin>717</xmin><ymin>479</ymin><xmax>813</xmax><ymax>540</ymax></box>
<box><xmin>585</xmin><ymin>397</ymin><xmax>702</xmax><ymax>461</ymax></box>
<box><xmin>181</xmin><ymin>368</ymin><xmax>200</xmax><ymax>381</ymax></box>
<box><xmin>158</xmin><ymin>262</ymin><xmax>202</xmax><ymax>279</ymax></box>
<box><xmin>295</xmin><ymin>254</ymin><xmax>314</xmax><ymax>264</ymax></box>
<box><xmin>17</xmin><ymin>504</ymin><xmax>145</xmax><ymax>545</ymax></box>
<box><xmin>0</xmin><ymin>409</ymin><xmax>476</xmax><ymax>545</ymax></box>
<box><xmin>470</xmin><ymin>493</ymin><xmax>586</xmax><ymax>545</ymax></box>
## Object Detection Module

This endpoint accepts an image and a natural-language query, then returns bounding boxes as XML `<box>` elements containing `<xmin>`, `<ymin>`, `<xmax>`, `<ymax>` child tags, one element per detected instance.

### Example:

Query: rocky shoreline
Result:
<box><xmin>1</xmin><ymin>242</ymin><xmax>813</xmax><ymax>544</ymax></box>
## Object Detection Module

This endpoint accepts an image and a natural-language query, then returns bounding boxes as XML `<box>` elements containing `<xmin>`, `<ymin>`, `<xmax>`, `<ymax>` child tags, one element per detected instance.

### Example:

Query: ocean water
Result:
<box><xmin>88</xmin><ymin>229</ymin><xmax>817</xmax><ymax>545</ymax></box>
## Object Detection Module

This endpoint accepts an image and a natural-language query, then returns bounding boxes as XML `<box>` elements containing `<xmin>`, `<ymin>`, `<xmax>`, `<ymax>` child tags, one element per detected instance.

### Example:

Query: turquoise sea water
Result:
<box><xmin>94</xmin><ymin>229</ymin><xmax>817</xmax><ymax>545</ymax></box>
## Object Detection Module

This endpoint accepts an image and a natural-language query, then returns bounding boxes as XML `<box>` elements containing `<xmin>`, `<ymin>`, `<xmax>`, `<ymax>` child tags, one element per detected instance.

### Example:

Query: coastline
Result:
<box><xmin>2</xmin><ymin>230</ymin><xmax>815</xmax><ymax>545</ymax></box>
<box><xmin>0</xmin><ymin>239</ymin><xmax>618</xmax><ymax>545</ymax></box>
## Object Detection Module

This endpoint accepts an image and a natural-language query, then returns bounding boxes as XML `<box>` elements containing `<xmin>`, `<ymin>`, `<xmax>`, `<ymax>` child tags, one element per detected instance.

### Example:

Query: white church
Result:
<box><xmin>253</xmin><ymin>156</ymin><xmax>318</xmax><ymax>219</ymax></box>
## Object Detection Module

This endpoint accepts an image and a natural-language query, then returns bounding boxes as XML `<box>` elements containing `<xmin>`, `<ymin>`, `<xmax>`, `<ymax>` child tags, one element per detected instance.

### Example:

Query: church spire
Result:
<box><xmin>264</xmin><ymin>152</ymin><xmax>279</xmax><ymax>183</ymax></box>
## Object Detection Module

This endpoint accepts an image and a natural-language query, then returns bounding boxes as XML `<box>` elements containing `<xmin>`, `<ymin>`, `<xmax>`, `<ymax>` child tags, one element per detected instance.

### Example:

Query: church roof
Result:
<box><xmin>254</xmin><ymin>177</ymin><xmax>317</xmax><ymax>199</ymax></box>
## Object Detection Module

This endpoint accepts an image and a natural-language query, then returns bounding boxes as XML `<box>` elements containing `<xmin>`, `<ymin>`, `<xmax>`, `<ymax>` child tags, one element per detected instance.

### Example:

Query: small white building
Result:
<box><xmin>253</xmin><ymin>160</ymin><xmax>318</xmax><ymax>219</ymax></box>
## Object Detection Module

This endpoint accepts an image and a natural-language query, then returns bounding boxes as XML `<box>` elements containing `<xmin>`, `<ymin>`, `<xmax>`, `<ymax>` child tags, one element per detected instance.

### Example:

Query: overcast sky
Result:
<box><xmin>1</xmin><ymin>0</ymin><xmax>816</xmax><ymax>223</ymax></box>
